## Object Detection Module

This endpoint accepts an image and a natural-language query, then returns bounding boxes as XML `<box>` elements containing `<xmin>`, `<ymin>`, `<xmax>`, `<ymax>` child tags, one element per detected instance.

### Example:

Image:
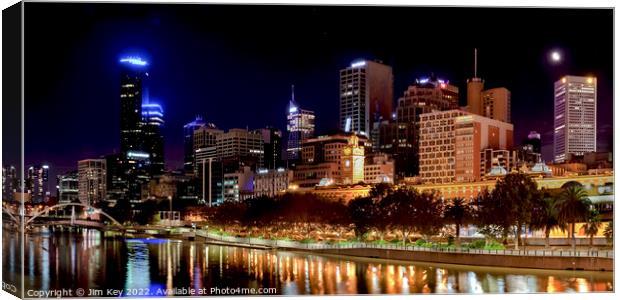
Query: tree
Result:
<box><xmin>379</xmin><ymin>189</ymin><xmax>417</xmax><ymax>245</ymax></box>
<box><xmin>581</xmin><ymin>209</ymin><xmax>601</xmax><ymax>248</ymax></box>
<box><xmin>490</xmin><ymin>173</ymin><xmax>541</xmax><ymax>249</ymax></box>
<box><xmin>530</xmin><ymin>193</ymin><xmax>561</xmax><ymax>249</ymax></box>
<box><xmin>555</xmin><ymin>185</ymin><xmax>592</xmax><ymax>251</ymax></box>
<box><xmin>444</xmin><ymin>197</ymin><xmax>472</xmax><ymax>247</ymax></box>
<box><xmin>413</xmin><ymin>190</ymin><xmax>445</xmax><ymax>240</ymax></box>
<box><xmin>348</xmin><ymin>196</ymin><xmax>377</xmax><ymax>239</ymax></box>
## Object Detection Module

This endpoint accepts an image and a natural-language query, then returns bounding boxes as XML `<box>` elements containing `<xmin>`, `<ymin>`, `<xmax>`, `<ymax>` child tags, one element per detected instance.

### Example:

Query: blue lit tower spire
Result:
<box><xmin>183</xmin><ymin>115</ymin><xmax>206</xmax><ymax>173</ymax></box>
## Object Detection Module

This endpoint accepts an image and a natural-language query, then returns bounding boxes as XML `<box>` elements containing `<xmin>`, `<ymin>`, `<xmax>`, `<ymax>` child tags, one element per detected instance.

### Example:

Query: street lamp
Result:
<box><xmin>168</xmin><ymin>195</ymin><xmax>172</xmax><ymax>226</ymax></box>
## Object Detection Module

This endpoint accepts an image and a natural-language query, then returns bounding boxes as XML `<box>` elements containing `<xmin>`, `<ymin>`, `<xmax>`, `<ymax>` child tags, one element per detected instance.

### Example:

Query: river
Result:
<box><xmin>2</xmin><ymin>228</ymin><xmax>613</xmax><ymax>295</ymax></box>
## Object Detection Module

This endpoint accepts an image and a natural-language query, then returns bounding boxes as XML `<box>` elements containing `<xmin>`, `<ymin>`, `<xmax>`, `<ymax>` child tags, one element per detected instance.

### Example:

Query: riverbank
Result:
<box><xmin>194</xmin><ymin>232</ymin><xmax>613</xmax><ymax>272</ymax></box>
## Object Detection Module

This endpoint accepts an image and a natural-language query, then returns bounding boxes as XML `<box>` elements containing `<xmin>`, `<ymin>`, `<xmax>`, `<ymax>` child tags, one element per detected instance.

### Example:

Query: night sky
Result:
<box><xmin>16</xmin><ymin>3</ymin><xmax>613</xmax><ymax>181</ymax></box>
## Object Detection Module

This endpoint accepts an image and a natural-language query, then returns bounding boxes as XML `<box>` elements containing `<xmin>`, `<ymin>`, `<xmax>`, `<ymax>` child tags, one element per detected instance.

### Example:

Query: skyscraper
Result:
<box><xmin>339</xmin><ymin>60</ymin><xmax>393</xmax><ymax>137</ymax></box>
<box><xmin>259</xmin><ymin>127</ymin><xmax>283</xmax><ymax>169</ymax></box>
<box><xmin>57</xmin><ymin>171</ymin><xmax>79</xmax><ymax>204</ymax></box>
<box><xmin>26</xmin><ymin>164</ymin><xmax>49</xmax><ymax>203</ymax></box>
<box><xmin>2</xmin><ymin>165</ymin><xmax>17</xmax><ymax>202</ymax></box>
<box><xmin>119</xmin><ymin>56</ymin><xmax>148</xmax><ymax>153</ymax></box>
<box><xmin>142</xmin><ymin>102</ymin><xmax>165</xmax><ymax>175</ymax></box>
<box><xmin>78</xmin><ymin>159</ymin><xmax>107</xmax><ymax>206</ymax></box>
<box><xmin>183</xmin><ymin>116</ymin><xmax>206</xmax><ymax>173</ymax></box>
<box><xmin>553</xmin><ymin>75</ymin><xmax>597</xmax><ymax>163</ymax></box>
<box><xmin>286</xmin><ymin>86</ymin><xmax>315</xmax><ymax>161</ymax></box>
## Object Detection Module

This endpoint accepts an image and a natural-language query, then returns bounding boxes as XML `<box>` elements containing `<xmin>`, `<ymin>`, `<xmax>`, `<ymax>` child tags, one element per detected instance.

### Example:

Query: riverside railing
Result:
<box><xmin>196</xmin><ymin>231</ymin><xmax>614</xmax><ymax>259</ymax></box>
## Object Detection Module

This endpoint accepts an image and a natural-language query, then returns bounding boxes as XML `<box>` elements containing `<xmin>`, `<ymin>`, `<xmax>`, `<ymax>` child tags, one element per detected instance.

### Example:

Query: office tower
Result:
<box><xmin>286</xmin><ymin>86</ymin><xmax>315</xmax><ymax>161</ymax></box>
<box><xmin>119</xmin><ymin>56</ymin><xmax>148</xmax><ymax>153</ymax></box>
<box><xmin>374</xmin><ymin>75</ymin><xmax>458</xmax><ymax>178</ymax></box>
<box><xmin>482</xmin><ymin>87</ymin><xmax>511</xmax><ymax>123</ymax></box>
<box><xmin>364</xmin><ymin>153</ymin><xmax>395</xmax><ymax>184</ymax></box>
<box><xmin>183</xmin><ymin>116</ymin><xmax>206</xmax><ymax>173</ymax></box>
<box><xmin>2</xmin><ymin>165</ymin><xmax>17</xmax><ymax>202</ymax></box>
<box><xmin>467</xmin><ymin>49</ymin><xmax>485</xmax><ymax>115</ymax></box>
<box><xmin>259</xmin><ymin>127</ymin><xmax>283</xmax><ymax>169</ymax></box>
<box><xmin>104</xmin><ymin>153</ymin><xmax>127</xmax><ymax>202</ymax></box>
<box><xmin>419</xmin><ymin>110</ymin><xmax>513</xmax><ymax>184</ymax></box>
<box><xmin>142</xmin><ymin>102</ymin><xmax>165</xmax><ymax>175</ymax></box>
<box><xmin>26</xmin><ymin>164</ymin><xmax>49</xmax><ymax>203</ymax></box>
<box><xmin>553</xmin><ymin>75</ymin><xmax>597</xmax><ymax>163</ymax></box>
<box><xmin>78</xmin><ymin>159</ymin><xmax>107</xmax><ymax>206</ymax></box>
<box><xmin>217</xmin><ymin>128</ymin><xmax>264</xmax><ymax>171</ymax></box>
<box><xmin>340</xmin><ymin>60</ymin><xmax>393</xmax><ymax>136</ymax></box>
<box><xmin>396</xmin><ymin>75</ymin><xmax>459</xmax><ymax>123</ymax></box>
<box><xmin>57</xmin><ymin>171</ymin><xmax>78</xmax><ymax>204</ymax></box>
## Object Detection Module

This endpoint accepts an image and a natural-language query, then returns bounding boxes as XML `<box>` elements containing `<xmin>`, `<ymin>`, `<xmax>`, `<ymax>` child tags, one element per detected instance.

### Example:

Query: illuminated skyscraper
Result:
<box><xmin>183</xmin><ymin>116</ymin><xmax>206</xmax><ymax>173</ymax></box>
<box><xmin>57</xmin><ymin>171</ymin><xmax>78</xmax><ymax>204</ymax></box>
<box><xmin>339</xmin><ymin>60</ymin><xmax>393</xmax><ymax>137</ymax></box>
<box><xmin>26</xmin><ymin>164</ymin><xmax>49</xmax><ymax>203</ymax></box>
<box><xmin>2</xmin><ymin>165</ymin><xmax>17</xmax><ymax>202</ymax></box>
<box><xmin>258</xmin><ymin>127</ymin><xmax>283</xmax><ymax>169</ymax></box>
<box><xmin>119</xmin><ymin>56</ymin><xmax>149</xmax><ymax>153</ymax></box>
<box><xmin>286</xmin><ymin>86</ymin><xmax>315</xmax><ymax>161</ymax></box>
<box><xmin>78</xmin><ymin>159</ymin><xmax>107</xmax><ymax>206</ymax></box>
<box><xmin>142</xmin><ymin>102</ymin><xmax>165</xmax><ymax>174</ymax></box>
<box><xmin>553</xmin><ymin>75</ymin><xmax>597</xmax><ymax>163</ymax></box>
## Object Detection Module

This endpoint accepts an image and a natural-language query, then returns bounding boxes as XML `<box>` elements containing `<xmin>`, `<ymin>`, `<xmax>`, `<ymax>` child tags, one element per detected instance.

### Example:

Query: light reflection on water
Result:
<box><xmin>2</xmin><ymin>229</ymin><xmax>613</xmax><ymax>295</ymax></box>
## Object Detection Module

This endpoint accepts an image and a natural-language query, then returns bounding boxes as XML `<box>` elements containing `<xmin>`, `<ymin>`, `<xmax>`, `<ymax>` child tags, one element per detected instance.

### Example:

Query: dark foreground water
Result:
<box><xmin>2</xmin><ymin>228</ymin><xmax>613</xmax><ymax>295</ymax></box>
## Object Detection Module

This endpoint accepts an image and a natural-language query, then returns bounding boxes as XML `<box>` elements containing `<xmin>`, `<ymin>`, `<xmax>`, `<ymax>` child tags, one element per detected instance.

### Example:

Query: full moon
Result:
<box><xmin>551</xmin><ymin>51</ymin><xmax>561</xmax><ymax>62</ymax></box>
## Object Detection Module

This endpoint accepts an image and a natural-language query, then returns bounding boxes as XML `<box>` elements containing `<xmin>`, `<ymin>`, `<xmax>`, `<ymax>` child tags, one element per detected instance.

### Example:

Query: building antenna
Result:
<box><xmin>291</xmin><ymin>84</ymin><xmax>295</xmax><ymax>102</ymax></box>
<box><xmin>474</xmin><ymin>48</ymin><xmax>478</xmax><ymax>78</ymax></box>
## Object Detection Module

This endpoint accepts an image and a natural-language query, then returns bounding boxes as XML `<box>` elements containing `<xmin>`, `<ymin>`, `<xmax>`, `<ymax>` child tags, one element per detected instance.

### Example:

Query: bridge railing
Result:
<box><xmin>197</xmin><ymin>231</ymin><xmax>614</xmax><ymax>259</ymax></box>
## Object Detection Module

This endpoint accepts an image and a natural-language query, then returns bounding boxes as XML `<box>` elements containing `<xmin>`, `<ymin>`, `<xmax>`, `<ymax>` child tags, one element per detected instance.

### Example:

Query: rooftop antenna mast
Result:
<box><xmin>291</xmin><ymin>84</ymin><xmax>295</xmax><ymax>102</ymax></box>
<box><xmin>474</xmin><ymin>48</ymin><xmax>478</xmax><ymax>78</ymax></box>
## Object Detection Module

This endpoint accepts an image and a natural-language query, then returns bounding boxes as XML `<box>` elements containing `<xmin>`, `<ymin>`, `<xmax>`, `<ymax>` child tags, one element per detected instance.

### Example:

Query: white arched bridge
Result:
<box><xmin>2</xmin><ymin>202</ymin><xmax>124</xmax><ymax>230</ymax></box>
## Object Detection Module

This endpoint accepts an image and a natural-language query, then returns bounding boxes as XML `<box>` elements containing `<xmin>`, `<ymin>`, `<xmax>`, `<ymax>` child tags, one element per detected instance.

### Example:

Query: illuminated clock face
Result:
<box><xmin>345</xmin><ymin>160</ymin><xmax>350</xmax><ymax>168</ymax></box>
<box><xmin>343</xmin><ymin>148</ymin><xmax>351</xmax><ymax>155</ymax></box>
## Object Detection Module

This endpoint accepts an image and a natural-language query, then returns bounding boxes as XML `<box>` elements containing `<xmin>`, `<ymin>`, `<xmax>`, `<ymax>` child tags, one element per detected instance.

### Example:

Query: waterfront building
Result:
<box><xmin>119</xmin><ymin>56</ymin><xmax>148</xmax><ymax>153</ymax></box>
<box><xmin>57</xmin><ymin>171</ymin><xmax>79</xmax><ymax>204</ymax></box>
<box><xmin>253</xmin><ymin>168</ymin><xmax>293</xmax><ymax>198</ymax></box>
<box><xmin>26</xmin><ymin>164</ymin><xmax>49</xmax><ymax>203</ymax></box>
<box><xmin>77</xmin><ymin>159</ymin><xmax>107</xmax><ymax>206</ymax></box>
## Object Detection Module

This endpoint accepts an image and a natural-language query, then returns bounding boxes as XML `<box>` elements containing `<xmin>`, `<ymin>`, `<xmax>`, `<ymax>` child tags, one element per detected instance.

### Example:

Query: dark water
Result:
<box><xmin>2</xmin><ymin>228</ymin><xmax>613</xmax><ymax>295</ymax></box>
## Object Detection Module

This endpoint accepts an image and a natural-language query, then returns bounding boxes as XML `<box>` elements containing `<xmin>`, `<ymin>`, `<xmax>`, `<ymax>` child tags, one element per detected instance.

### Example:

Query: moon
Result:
<box><xmin>550</xmin><ymin>51</ymin><xmax>561</xmax><ymax>63</ymax></box>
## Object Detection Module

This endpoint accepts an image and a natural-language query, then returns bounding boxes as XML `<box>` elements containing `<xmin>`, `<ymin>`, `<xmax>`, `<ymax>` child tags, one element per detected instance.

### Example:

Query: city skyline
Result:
<box><xmin>12</xmin><ymin>4</ymin><xmax>613</xmax><ymax>180</ymax></box>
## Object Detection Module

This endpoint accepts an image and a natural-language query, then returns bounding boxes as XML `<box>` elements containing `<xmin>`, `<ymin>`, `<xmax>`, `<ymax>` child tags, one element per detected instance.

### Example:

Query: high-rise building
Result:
<box><xmin>78</xmin><ymin>159</ymin><xmax>107</xmax><ymax>206</ymax></box>
<box><xmin>419</xmin><ymin>110</ymin><xmax>513</xmax><ymax>184</ymax></box>
<box><xmin>26</xmin><ymin>164</ymin><xmax>49</xmax><ymax>203</ymax></box>
<box><xmin>183</xmin><ymin>116</ymin><xmax>206</xmax><ymax>173</ymax></box>
<box><xmin>340</xmin><ymin>60</ymin><xmax>393</xmax><ymax>137</ymax></box>
<box><xmin>142</xmin><ymin>102</ymin><xmax>165</xmax><ymax>175</ymax></box>
<box><xmin>2</xmin><ymin>165</ymin><xmax>17</xmax><ymax>202</ymax></box>
<box><xmin>286</xmin><ymin>86</ymin><xmax>315</xmax><ymax>161</ymax></box>
<box><xmin>482</xmin><ymin>87</ymin><xmax>511</xmax><ymax>123</ymax></box>
<box><xmin>57</xmin><ymin>171</ymin><xmax>79</xmax><ymax>204</ymax></box>
<box><xmin>553</xmin><ymin>75</ymin><xmax>597</xmax><ymax>163</ymax></box>
<box><xmin>372</xmin><ymin>75</ymin><xmax>458</xmax><ymax>178</ymax></box>
<box><xmin>195</xmin><ymin>157</ymin><xmax>223</xmax><ymax>206</ymax></box>
<box><xmin>217</xmin><ymin>128</ymin><xmax>265</xmax><ymax>171</ymax></box>
<box><xmin>259</xmin><ymin>127</ymin><xmax>283</xmax><ymax>169</ymax></box>
<box><xmin>119</xmin><ymin>56</ymin><xmax>148</xmax><ymax>153</ymax></box>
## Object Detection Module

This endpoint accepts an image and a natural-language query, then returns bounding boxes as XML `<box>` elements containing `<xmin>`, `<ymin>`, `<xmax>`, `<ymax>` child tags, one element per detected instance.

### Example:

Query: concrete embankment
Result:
<box><xmin>310</xmin><ymin>247</ymin><xmax>613</xmax><ymax>272</ymax></box>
